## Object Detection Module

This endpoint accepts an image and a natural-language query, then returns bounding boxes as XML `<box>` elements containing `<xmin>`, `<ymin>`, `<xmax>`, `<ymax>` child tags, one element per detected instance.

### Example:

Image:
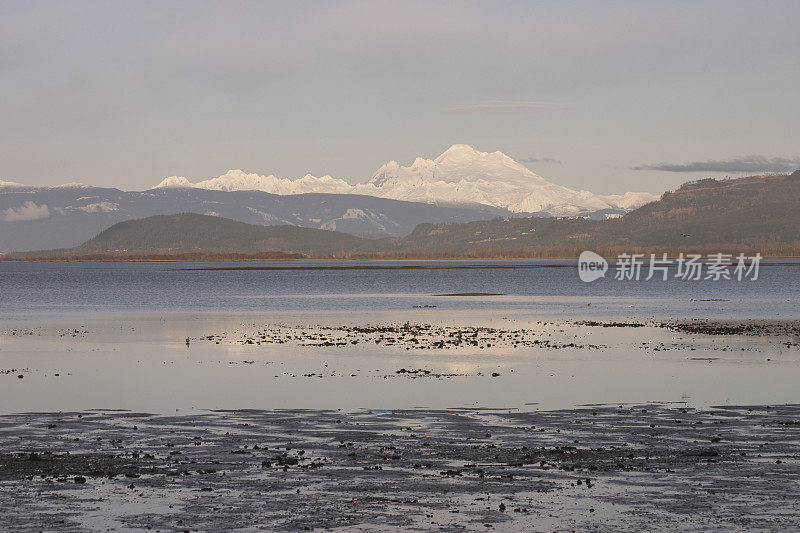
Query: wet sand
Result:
<box><xmin>1</xmin><ymin>404</ymin><xmax>799</xmax><ymax>531</ymax></box>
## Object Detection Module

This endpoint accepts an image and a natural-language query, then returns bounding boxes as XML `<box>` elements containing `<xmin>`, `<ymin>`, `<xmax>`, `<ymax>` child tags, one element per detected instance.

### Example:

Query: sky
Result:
<box><xmin>1</xmin><ymin>0</ymin><xmax>799</xmax><ymax>194</ymax></box>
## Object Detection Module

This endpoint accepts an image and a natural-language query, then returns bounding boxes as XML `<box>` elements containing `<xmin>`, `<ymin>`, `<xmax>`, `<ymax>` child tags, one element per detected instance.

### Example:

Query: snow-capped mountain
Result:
<box><xmin>155</xmin><ymin>144</ymin><xmax>658</xmax><ymax>215</ymax></box>
<box><xmin>359</xmin><ymin>144</ymin><xmax>657</xmax><ymax>214</ymax></box>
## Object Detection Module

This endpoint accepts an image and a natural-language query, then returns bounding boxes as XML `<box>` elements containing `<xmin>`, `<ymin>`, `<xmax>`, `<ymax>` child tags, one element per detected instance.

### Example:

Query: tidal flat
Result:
<box><xmin>1</xmin><ymin>404</ymin><xmax>799</xmax><ymax>531</ymax></box>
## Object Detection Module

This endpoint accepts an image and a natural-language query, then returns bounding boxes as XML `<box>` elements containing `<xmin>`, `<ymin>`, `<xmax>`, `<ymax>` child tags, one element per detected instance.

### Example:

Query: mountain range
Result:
<box><xmin>155</xmin><ymin>144</ymin><xmax>657</xmax><ymax>215</ymax></box>
<box><xmin>10</xmin><ymin>172</ymin><xmax>799</xmax><ymax>260</ymax></box>
<box><xmin>1</xmin><ymin>145</ymin><xmax>658</xmax><ymax>252</ymax></box>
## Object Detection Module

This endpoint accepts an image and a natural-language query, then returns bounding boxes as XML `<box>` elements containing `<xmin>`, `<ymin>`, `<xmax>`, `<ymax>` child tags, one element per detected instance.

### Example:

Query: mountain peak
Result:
<box><xmin>435</xmin><ymin>144</ymin><xmax>481</xmax><ymax>161</ymax></box>
<box><xmin>154</xmin><ymin>176</ymin><xmax>196</xmax><ymax>189</ymax></box>
<box><xmin>433</xmin><ymin>144</ymin><xmax>527</xmax><ymax>173</ymax></box>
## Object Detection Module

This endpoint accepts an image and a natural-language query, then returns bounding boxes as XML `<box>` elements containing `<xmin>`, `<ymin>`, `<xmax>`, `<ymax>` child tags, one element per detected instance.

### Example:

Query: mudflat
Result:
<box><xmin>1</xmin><ymin>404</ymin><xmax>798</xmax><ymax>530</ymax></box>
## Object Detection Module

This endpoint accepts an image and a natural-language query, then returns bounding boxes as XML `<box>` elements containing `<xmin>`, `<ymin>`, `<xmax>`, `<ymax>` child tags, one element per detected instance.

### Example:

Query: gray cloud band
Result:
<box><xmin>519</xmin><ymin>157</ymin><xmax>564</xmax><ymax>165</ymax></box>
<box><xmin>632</xmin><ymin>156</ymin><xmax>800</xmax><ymax>173</ymax></box>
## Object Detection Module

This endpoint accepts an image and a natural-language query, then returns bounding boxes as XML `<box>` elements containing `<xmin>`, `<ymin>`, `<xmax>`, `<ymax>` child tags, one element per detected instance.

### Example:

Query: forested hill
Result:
<box><xmin>72</xmin><ymin>213</ymin><xmax>383</xmax><ymax>256</ymax></box>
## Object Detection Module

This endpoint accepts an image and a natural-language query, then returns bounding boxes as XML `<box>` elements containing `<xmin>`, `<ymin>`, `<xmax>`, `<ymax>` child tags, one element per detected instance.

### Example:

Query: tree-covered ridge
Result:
<box><xmin>77</xmin><ymin>213</ymin><xmax>384</xmax><ymax>255</ymax></box>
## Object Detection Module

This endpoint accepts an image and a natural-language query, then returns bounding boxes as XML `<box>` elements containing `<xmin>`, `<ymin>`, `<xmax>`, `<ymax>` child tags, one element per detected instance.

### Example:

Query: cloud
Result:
<box><xmin>519</xmin><ymin>157</ymin><xmax>563</xmax><ymax>165</ymax></box>
<box><xmin>632</xmin><ymin>156</ymin><xmax>800</xmax><ymax>173</ymax></box>
<box><xmin>77</xmin><ymin>201</ymin><xmax>118</xmax><ymax>213</ymax></box>
<box><xmin>3</xmin><ymin>201</ymin><xmax>50</xmax><ymax>221</ymax></box>
<box><xmin>447</xmin><ymin>101</ymin><xmax>574</xmax><ymax>111</ymax></box>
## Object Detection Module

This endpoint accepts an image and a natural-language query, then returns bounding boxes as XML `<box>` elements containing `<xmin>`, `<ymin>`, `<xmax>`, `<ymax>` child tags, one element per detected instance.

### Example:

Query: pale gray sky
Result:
<box><xmin>2</xmin><ymin>0</ymin><xmax>798</xmax><ymax>194</ymax></box>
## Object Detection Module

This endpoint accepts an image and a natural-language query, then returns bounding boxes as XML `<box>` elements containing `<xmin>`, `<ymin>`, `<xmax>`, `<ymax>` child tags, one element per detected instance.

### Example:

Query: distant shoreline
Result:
<box><xmin>3</xmin><ymin>253</ymin><xmax>800</xmax><ymax>264</ymax></box>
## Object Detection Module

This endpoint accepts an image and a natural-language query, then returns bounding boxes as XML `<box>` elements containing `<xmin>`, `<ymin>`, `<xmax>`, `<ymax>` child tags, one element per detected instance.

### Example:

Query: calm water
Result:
<box><xmin>1</xmin><ymin>259</ymin><xmax>799</xmax><ymax>321</ymax></box>
<box><xmin>0</xmin><ymin>260</ymin><xmax>799</xmax><ymax>413</ymax></box>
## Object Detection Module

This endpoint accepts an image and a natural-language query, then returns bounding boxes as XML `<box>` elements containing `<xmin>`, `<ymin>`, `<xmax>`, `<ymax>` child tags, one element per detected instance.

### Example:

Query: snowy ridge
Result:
<box><xmin>1</xmin><ymin>180</ymin><xmax>91</xmax><ymax>190</ymax></box>
<box><xmin>151</xmin><ymin>144</ymin><xmax>659</xmax><ymax>215</ymax></box>
<box><xmin>53</xmin><ymin>182</ymin><xmax>91</xmax><ymax>189</ymax></box>
<box><xmin>0</xmin><ymin>180</ymin><xmax>28</xmax><ymax>189</ymax></box>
